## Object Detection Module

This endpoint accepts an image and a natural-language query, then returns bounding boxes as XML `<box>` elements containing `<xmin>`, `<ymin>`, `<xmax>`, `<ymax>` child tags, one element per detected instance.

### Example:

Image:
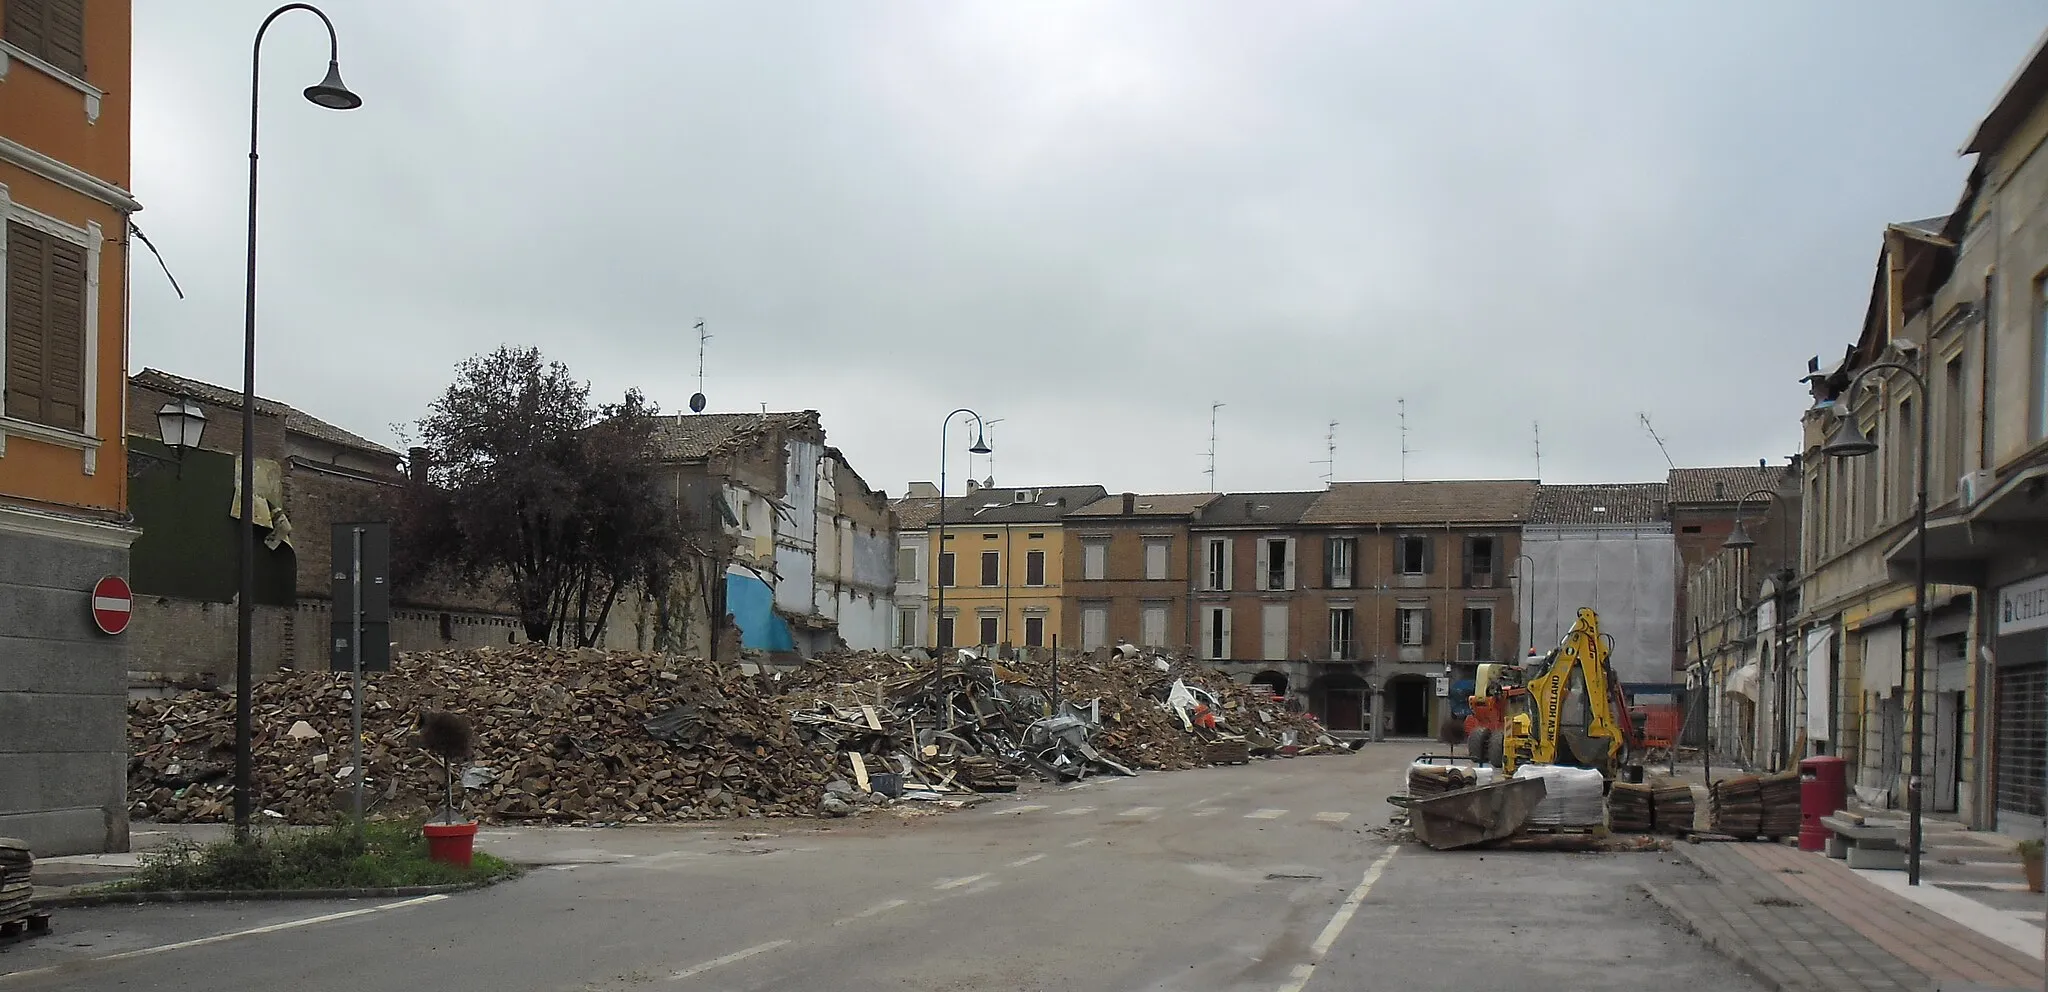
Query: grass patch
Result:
<box><xmin>118</xmin><ymin>821</ymin><xmax>516</xmax><ymax>892</ymax></box>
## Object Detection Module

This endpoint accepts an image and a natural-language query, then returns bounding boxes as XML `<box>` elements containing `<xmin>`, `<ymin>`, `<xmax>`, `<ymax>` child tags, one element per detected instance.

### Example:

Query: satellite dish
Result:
<box><xmin>688</xmin><ymin>392</ymin><xmax>707</xmax><ymax>413</ymax></box>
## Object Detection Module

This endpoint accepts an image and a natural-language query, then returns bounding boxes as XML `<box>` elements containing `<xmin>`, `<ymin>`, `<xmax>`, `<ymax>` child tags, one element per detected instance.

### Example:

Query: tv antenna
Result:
<box><xmin>1398</xmin><ymin>398</ymin><xmax>1415</xmax><ymax>481</ymax></box>
<box><xmin>979</xmin><ymin>418</ymin><xmax>1005</xmax><ymax>483</ymax></box>
<box><xmin>688</xmin><ymin>320</ymin><xmax>711</xmax><ymax>413</ymax></box>
<box><xmin>1204</xmin><ymin>402</ymin><xmax>1225</xmax><ymax>492</ymax></box>
<box><xmin>1312</xmin><ymin>421</ymin><xmax>1338</xmax><ymax>484</ymax></box>
<box><xmin>1638</xmin><ymin>412</ymin><xmax>1676</xmax><ymax>470</ymax></box>
<box><xmin>1533</xmin><ymin>421</ymin><xmax>1542</xmax><ymax>479</ymax></box>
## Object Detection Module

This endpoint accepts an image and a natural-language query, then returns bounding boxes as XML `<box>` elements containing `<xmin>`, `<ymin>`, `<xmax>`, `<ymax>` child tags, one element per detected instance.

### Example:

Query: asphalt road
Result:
<box><xmin>0</xmin><ymin>743</ymin><xmax>1763</xmax><ymax>991</ymax></box>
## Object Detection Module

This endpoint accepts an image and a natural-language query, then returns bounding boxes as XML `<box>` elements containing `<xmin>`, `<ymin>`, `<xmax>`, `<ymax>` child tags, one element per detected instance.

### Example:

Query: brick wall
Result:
<box><xmin>1061</xmin><ymin>520</ymin><xmax>1192</xmax><ymax>650</ymax></box>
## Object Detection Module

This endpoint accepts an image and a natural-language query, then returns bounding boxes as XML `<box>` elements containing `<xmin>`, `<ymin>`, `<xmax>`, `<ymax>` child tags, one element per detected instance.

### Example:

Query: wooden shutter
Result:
<box><xmin>1283</xmin><ymin>538</ymin><xmax>1297</xmax><ymax>590</ymax></box>
<box><xmin>4</xmin><ymin>222</ymin><xmax>44</xmax><ymax>422</ymax></box>
<box><xmin>3</xmin><ymin>0</ymin><xmax>85</xmax><ymax>77</ymax></box>
<box><xmin>5</xmin><ymin>221</ymin><xmax>84</xmax><ymax>431</ymax></box>
<box><xmin>45</xmin><ymin>233</ymin><xmax>85</xmax><ymax>430</ymax></box>
<box><xmin>1254</xmin><ymin>538</ymin><xmax>1270</xmax><ymax>590</ymax></box>
<box><xmin>3</xmin><ymin>0</ymin><xmax>48</xmax><ymax>65</ymax></box>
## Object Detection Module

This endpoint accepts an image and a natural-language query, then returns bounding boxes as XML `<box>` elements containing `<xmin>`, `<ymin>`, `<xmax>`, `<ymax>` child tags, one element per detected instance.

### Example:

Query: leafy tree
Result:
<box><xmin>400</xmin><ymin>346</ymin><xmax>696</xmax><ymax>645</ymax></box>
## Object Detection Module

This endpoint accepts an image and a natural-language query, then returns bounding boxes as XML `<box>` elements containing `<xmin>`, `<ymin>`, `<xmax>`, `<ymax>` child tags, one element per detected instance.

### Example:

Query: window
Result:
<box><xmin>1680</xmin><ymin>525</ymin><xmax>1702</xmax><ymax>535</ymax></box>
<box><xmin>1144</xmin><ymin>539</ymin><xmax>1169</xmax><ymax>580</ymax></box>
<box><xmin>937</xmin><ymin>615</ymin><xmax>955</xmax><ymax>649</ymax></box>
<box><xmin>978</xmin><ymin>614</ymin><xmax>1000</xmax><ymax>646</ymax></box>
<box><xmin>1027</xmin><ymin>532</ymin><xmax>1045</xmax><ymax>540</ymax></box>
<box><xmin>1462</xmin><ymin>536</ymin><xmax>1496</xmax><ymax>587</ymax></box>
<box><xmin>3</xmin><ymin>0</ymin><xmax>86</xmax><ymax>78</ymax></box>
<box><xmin>3</xmin><ymin>221</ymin><xmax>88</xmax><ymax>432</ymax></box>
<box><xmin>1944</xmin><ymin>354</ymin><xmax>1966</xmax><ymax>495</ymax></box>
<box><xmin>1325</xmin><ymin>537</ymin><xmax>1356</xmax><ymax>588</ymax></box>
<box><xmin>1398</xmin><ymin>606</ymin><xmax>1430</xmax><ymax>647</ymax></box>
<box><xmin>1328</xmin><ymin>607</ymin><xmax>1356</xmax><ymax>660</ymax></box>
<box><xmin>897</xmin><ymin>547</ymin><xmax>919</xmax><ymax>583</ymax></box>
<box><xmin>1024</xmin><ymin>615</ymin><xmax>1045</xmax><ymax>648</ymax></box>
<box><xmin>1204</xmin><ymin>537</ymin><xmax>1232</xmax><ymax>591</ymax></box>
<box><xmin>1204</xmin><ymin>606</ymin><xmax>1232</xmax><ymax>660</ymax></box>
<box><xmin>938</xmin><ymin>552</ymin><xmax>956</xmax><ymax>587</ymax></box>
<box><xmin>896</xmin><ymin>608</ymin><xmax>919</xmax><ymax>647</ymax></box>
<box><xmin>1399</xmin><ymin>536</ymin><xmax>1430</xmax><ymax>575</ymax></box>
<box><xmin>980</xmin><ymin>551</ymin><xmax>1000</xmax><ymax>587</ymax></box>
<box><xmin>1141</xmin><ymin>604</ymin><xmax>1167</xmax><ymax>647</ymax></box>
<box><xmin>1082</xmin><ymin>540</ymin><xmax>1108</xmax><ymax>580</ymax></box>
<box><xmin>1461</xmin><ymin>606</ymin><xmax>1494</xmax><ymax>660</ymax></box>
<box><xmin>1257</xmin><ymin>537</ymin><xmax>1296</xmax><ymax>591</ymax></box>
<box><xmin>1261</xmin><ymin>602</ymin><xmax>1288</xmax><ymax>660</ymax></box>
<box><xmin>1081</xmin><ymin>605</ymin><xmax>1108</xmax><ymax>651</ymax></box>
<box><xmin>1025</xmin><ymin>550</ymin><xmax>1046</xmax><ymax>586</ymax></box>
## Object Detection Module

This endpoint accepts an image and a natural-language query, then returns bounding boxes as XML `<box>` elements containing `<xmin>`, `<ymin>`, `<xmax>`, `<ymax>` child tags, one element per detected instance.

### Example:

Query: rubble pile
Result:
<box><xmin>127</xmin><ymin>646</ymin><xmax>833</xmax><ymax>825</ymax></box>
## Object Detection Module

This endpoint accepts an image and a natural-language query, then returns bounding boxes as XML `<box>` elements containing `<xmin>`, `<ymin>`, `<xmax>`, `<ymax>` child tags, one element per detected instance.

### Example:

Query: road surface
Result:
<box><xmin>0</xmin><ymin>743</ymin><xmax>1761</xmax><ymax>991</ymax></box>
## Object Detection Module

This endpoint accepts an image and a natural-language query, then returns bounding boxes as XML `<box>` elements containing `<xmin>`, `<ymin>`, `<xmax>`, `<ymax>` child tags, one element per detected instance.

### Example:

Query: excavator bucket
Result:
<box><xmin>1400</xmin><ymin>776</ymin><xmax>1548</xmax><ymax>851</ymax></box>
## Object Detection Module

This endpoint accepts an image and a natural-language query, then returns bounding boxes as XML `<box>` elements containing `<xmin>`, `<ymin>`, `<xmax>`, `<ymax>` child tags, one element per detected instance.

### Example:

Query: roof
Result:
<box><xmin>1891</xmin><ymin>216</ymin><xmax>1951</xmax><ymax>241</ymax></box>
<box><xmin>1298</xmin><ymin>480</ymin><xmax>1539</xmax><ymax>526</ymax></box>
<box><xmin>647</xmin><ymin>411</ymin><xmax>821</xmax><ymax>461</ymax></box>
<box><xmin>1066</xmin><ymin>492</ymin><xmax>1221</xmax><ymax>518</ymax></box>
<box><xmin>130</xmin><ymin>368</ymin><xmax>395</xmax><ymax>456</ymax></box>
<box><xmin>1194</xmin><ymin>491</ymin><xmax>1325</xmax><ymax>528</ymax></box>
<box><xmin>890</xmin><ymin>495</ymin><xmax>941</xmax><ymax>529</ymax></box>
<box><xmin>1666</xmin><ymin>466</ymin><xmax>1788</xmax><ymax>505</ymax></box>
<box><xmin>1529</xmin><ymin>483</ymin><xmax>1668</xmax><ymax>526</ymax></box>
<box><xmin>937</xmin><ymin>485</ymin><xmax>1108</xmax><ymax>525</ymax></box>
<box><xmin>1964</xmin><ymin>28</ymin><xmax>2048</xmax><ymax>155</ymax></box>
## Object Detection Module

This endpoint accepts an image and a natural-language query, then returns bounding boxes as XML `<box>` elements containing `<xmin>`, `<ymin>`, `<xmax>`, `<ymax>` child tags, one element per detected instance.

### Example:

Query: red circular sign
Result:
<box><xmin>91</xmin><ymin>575</ymin><xmax>132</xmax><ymax>635</ymax></box>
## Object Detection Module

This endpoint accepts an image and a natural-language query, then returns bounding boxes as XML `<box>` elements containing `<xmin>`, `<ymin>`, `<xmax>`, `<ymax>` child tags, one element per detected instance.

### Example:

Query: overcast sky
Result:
<box><xmin>132</xmin><ymin>2</ymin><xmax>2046</xmax><ymax>498</ymax></box>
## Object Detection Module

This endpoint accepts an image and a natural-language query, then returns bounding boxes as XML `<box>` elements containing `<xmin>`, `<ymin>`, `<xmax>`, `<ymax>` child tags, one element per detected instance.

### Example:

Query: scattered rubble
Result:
<box><xmin>127</xmin><ymin>643</ymin><xmax>1340</xmax><ymax>827</ymax></box>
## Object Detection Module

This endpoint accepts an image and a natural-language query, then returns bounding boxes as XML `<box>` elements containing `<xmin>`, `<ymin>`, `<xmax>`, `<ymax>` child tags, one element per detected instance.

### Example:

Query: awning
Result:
<box><xmin>1724</xmin><ymin>664</ymin><xmax>1760</xmax><ymax>701</ymax></box>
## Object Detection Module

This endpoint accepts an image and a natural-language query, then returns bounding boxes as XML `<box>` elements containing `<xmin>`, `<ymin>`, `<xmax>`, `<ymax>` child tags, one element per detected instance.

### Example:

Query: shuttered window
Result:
<box><xmin>4</xmin><ymin>221</ymin><xmax>87</xmax><ymax>432</ymax></box>
<box><xmin>4</xmin><ymin>0</ymin><xmax>86</xmax><ymax>78</ymax></box>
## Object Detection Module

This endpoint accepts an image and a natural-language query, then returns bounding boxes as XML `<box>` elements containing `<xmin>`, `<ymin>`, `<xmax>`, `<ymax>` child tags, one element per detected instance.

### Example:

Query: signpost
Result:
<box><xmin>330</xmin><ymin>522</ymin><xmax>391</xmax><ymax>829</ymax></box>
<box><xmin>90</xmin><ymin>575</ymin><xmax>132</xmax><ymax>635</ymax></box>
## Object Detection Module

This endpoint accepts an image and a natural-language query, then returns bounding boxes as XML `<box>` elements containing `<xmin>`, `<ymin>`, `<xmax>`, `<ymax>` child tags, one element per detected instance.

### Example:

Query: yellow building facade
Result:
<box><xmin>927</xmin><ymin>484</ymin><xmax>1105</xmax><ymax>652</ymax></box>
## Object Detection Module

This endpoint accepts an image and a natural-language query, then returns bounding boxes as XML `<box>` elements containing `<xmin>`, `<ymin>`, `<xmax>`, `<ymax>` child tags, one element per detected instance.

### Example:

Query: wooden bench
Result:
<box><xmin>1819</xmin><ymin>813</ymin><xmax>1909</xmax><ymax>870</ymax></box>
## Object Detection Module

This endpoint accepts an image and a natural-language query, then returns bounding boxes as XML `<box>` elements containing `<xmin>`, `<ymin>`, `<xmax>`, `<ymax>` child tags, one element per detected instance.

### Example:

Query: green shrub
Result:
<box><xmin>118</xmin><ymin>821</ymin><xmax>515</xmax><ymax>892</ymax></box>
<box><xmin>2018</xmin><ymin>838</ymin><xmax>2043</xmax><ymax>862</ymax></box>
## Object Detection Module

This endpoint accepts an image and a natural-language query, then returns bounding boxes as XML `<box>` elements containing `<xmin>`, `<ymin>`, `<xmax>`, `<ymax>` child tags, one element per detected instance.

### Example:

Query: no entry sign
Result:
<box><xmin>91</xmin><ymin>575</ymin><xmax>132</xmax><ymax>635</ymax></box>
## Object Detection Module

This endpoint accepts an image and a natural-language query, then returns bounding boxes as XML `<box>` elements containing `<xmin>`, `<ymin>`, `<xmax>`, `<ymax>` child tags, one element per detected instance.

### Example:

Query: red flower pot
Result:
<box><xmin>423</xmin><ymin>821</ymin><xmax>479</xmax><ymax>869</ymax></box>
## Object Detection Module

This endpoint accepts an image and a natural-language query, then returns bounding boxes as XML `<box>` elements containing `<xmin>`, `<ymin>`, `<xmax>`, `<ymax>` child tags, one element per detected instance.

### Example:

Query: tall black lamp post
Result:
<box><xmin>1512</xmin><ymin>552</ymin><xmax>1536</xmax><ymax>655</ymax></box>
<box><xmin>1722</xmin><ymin>486</ymin><xmax>1794</xmax><ymax>771</ymax></box>
<box><xmin>932</xmin><ymin>408</ymin><xmax>991</xmax><ymax>659</ymax></box>
<box><xmin>1820</xmin><ymin>360</ymin><xmax>1929</xmax><ymax>886</ymax></box>
<box><xmin>235</xmin><ymin>3</ymin><xmax>361</xmax><ymax>841</ymax></box>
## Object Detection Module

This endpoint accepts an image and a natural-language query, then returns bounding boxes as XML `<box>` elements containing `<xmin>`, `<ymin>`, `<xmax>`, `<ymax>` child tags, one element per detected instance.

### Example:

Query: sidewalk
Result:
<box><xmin>1643</xmin><ymin>841</ymin><xmax>2044</xmax><ymax>991</ymax></box>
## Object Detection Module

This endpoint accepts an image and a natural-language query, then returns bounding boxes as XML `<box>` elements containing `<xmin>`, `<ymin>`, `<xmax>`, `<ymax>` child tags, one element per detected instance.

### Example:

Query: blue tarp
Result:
<box><xmin>725</xmin><ymin>572</ymin><xmax>794</xmax><ymax>652</ymax></box>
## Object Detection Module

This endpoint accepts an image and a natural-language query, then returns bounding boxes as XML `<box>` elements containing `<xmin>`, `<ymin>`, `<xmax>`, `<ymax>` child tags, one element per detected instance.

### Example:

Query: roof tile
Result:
<box><xmin>1666</xmin><ymin>466</ymin><xmax>1790</xmax><ymax>504</ymax></box>
<box><xmin>1529</xmin><ymin>483</ymin><xmax>1668</xmax><ymax>525</ymax></box>
<box><xmin>130</xmin><ymin>368</ymin><xmax>396</xmax><ymax>456</ymax></box>
<box><xmin>1298</xmin><ymin>480</ymin><xmax>1539</xmax><ymax>525</ymax></box>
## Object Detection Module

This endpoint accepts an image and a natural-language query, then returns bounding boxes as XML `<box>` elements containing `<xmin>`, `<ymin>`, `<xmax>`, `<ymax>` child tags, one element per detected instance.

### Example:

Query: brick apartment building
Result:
<box><xmin>1060</xmin><ymin>491</ymin><xmax>1219</xmax><ymax>653</ymax></box>
<box><xmin>1669</xmin><ymin>464</ymin><xmax>1797</xmax><ymax>673</ymax></box>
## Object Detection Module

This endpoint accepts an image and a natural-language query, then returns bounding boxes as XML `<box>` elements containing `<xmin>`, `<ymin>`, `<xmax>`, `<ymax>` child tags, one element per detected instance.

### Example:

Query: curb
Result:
<box><xmin>32</xmin><ymin>868</ymin><xmax>521</xmax><ymax>909</ymax></box>
<box><xmin>1636</xmin><ymin>881</ymin><xmax>1799</xmax><ymax>992</ymax></box>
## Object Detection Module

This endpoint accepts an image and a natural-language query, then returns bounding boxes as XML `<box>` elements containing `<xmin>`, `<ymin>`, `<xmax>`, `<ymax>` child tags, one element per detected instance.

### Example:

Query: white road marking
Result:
<box><xmin>1120</xmin><ymin>806</ymin><xmax>1163</xmax><ymax>817</ymax></box>
<box><xmin>1246</xmin><ymin>808</ymin><xmax>1287</xmax><ymax>820</ymax></box>
<box><xmin>668</xmin><ymin>939</ymin><xmax>790</xmax><ymax>980</ymax></box>
<box><xmin>995</xmin><ymin>804</ymin><xmax>1048</xmax><ymax>815</ymax></box>
<box><xmin>87</xmin><ymin>894</ymin><xmax>449</xmax><ymax>964</ymax></box>
<box><xmin>1312</xmin><ymin>811</ymin><xmax>1351</xmax><ymax>824</ymax></box>
<box><xmin>1066</xmin><ymin>837</ymin><xmax>1096</xmax><ymax>848</ymax></box>
<box><xmin>832</xmin><ymin>898</ymin><xmax>909</xmax><ymax>926</ymax></box>
<box><xmin>934</xmin><ymin>873</ymin><xmax>990</xmax><ymax>890</ymax></box>
<box><xmin>1190</xmin><ymin>807</ymin><xmax>1224</xmax><ymax>817</ymax></box>
<box><xmin>1058</xmin><ymin>806</ymin><xmax>1095</xmax><ymax>816</ymax></box>
<box><xmin>1277</xmin><ymin>846</ymin><xmax>1400</xmax><ymax>992</ymax></box>
<box><xmin>546</xmin><ymin>864</ymin><xmax>578</xmax><ymax>871</ymax></box>
<box><xmin>1007</xmin><ymin>853</ymin><xmax>1048</xmax><ymax>868</ymax></box>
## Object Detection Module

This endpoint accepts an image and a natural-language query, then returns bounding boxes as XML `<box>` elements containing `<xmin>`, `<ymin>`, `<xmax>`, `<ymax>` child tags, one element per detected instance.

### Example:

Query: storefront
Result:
<box><xmin>1993</xmin><ymin>572</ymin><xmax>2048</xmax><ymax>836</ymax></box>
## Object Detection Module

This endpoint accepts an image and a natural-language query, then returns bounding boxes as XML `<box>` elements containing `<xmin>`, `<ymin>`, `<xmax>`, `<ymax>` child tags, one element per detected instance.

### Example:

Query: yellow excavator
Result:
<box><xmin>1465</xmin><ymin>607</ymin><xmax>1633</xmax><ymax>781</ymax></box>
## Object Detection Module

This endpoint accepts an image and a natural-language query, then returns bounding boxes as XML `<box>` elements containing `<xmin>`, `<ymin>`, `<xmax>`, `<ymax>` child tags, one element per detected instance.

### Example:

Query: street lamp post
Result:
<box><xmin>1512</xmin><ymin>552</ymin><xmax>1536</xmax><ymax>656</ymax></box>
<box><xmin>932</xmin><ymin>409</ymin><xmax>991</xmax><ymax>716</ymax></box>
<box><xmin>1722</xmin><ymin>486</ymin><xmax>1795</xmax><ymax>771</ymax></box>
<box><xmin>235</xmin><ymin>3</ymin><xmax>361</xmax><ymax>841</ymax></box>
<box><xmin>1821</xmin><ymin>360</ymin><xmax>1930</xmax><ymax>886</ymax></box>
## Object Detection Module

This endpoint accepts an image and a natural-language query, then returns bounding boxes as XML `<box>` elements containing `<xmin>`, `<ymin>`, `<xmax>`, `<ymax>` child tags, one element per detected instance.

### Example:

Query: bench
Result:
<box><xmin>1819</xmin><ymin>814</ymin><xmax>1910</xmax><ymax>870</ymax></box>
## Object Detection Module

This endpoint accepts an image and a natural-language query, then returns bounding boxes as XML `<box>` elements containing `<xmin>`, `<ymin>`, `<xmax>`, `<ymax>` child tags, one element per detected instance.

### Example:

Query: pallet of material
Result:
<box><xmin>1708</xmin><ymin>776</ymin><xmax>1764</xmax><ymax>837</ymax></box>
<box><xmin>1652</xmin><ymin>785</ymin><xmax>1696</xmax><ymax>834</ymax></box>
<box><xmin>1607</xmin><ymin>783</ymin><xmax>1654</xmax><ymax>833</ymax></box>
<box><xmin>1758</xmin><ymin>771</ymin><xmax>1801</xmax><ymax>838</ymax></box>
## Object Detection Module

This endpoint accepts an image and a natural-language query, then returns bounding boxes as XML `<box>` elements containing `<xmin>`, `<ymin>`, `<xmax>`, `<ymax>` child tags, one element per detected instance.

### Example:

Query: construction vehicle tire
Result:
<box><xmin>1467</xmin><ymin>728</ymin><xmax>1493</xmax><ymax>766</ymax></box>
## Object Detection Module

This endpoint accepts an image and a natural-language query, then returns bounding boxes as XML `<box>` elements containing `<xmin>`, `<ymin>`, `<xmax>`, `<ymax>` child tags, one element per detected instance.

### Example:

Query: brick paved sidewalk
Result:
<box><xmin>1642</xmin><ymin>841</ymin><xmax>2044</xmax><ymax>991</ymax></box>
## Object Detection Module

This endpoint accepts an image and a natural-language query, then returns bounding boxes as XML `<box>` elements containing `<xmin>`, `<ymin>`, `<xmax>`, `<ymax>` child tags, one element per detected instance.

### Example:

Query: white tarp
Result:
<box><xmin>1519</xmin><ymin>527</ymin><xmax>1677</xmax><ymax>684</ymax></box>
<box><xmin>1725</xmin><ymin>663</ymin><xmax>1760</xmax><ymax>701</ymax></box>
<box><xmin>1805</xmin><ymin>627</ymin><xmax>1833</xmax><ymax>740</ymax></box>
<box><xmin>1861</xmin><ymin>623</ymin><xmax>1903</xmax><ymax>691</ymax></box>
<box><xmin>1512</xmin><ymin>764</ymin><xmax>1606</xmax><ymax>827</ymax></box>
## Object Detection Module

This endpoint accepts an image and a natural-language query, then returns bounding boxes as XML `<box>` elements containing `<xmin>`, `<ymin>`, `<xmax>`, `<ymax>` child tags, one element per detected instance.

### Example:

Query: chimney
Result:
<box><xmin>965</xmin><ymin>478</ymin><xmax>981</xmax><ymax>494</ymax></box>
<box><xmin>1122</xmin><ymin>492</ymin><xmax>1136</xmax><ymax>515</ymax></box>
<box><xmin>1243</xmin><ymin>498</ymin><xmax>1255</xmax><ymax>520</ymax></box>
<box><xmin>407</xmin><ymin>447</ymin><xmax>432</xmax><ymax>485</ymax></box>
<box><xmin>906</xmin><ymin>481</ymin><xmax>938</xmax><ymax>498</ymax></box>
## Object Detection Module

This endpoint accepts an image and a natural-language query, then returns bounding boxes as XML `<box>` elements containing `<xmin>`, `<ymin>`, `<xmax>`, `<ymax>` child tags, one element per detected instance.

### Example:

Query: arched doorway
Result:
<box><xmin>1252</xmin><ymin>671</ymin><xmax>1288</xmax><ymax>698</ymax></box>
<box><xmin>1384</xmin><ymin>674</ymin><xmax>1433</xmax><ymax>737</ymax></box>
<box><xmin>1310</xmin><ymin>672</ymin><xmax>1370</xmax><ymax>733</ymax></box>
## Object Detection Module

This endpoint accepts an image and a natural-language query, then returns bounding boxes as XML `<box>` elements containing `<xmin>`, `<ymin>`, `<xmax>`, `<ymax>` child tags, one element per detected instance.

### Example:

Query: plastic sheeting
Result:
<box><xmin>1805</xmin><ymin>627</ymin><xmax>1833</xmax><ymax>740</ymax></box>
<box><xmin>1861</xmin><ymin>622</ymin><xmax>1903</xmax><ymax>691</ymax></box>
<box><xmin>1511</xmin><ymin>763</ymin><xmax>1607</xmax><ymax>827</ymax></box>
<box><xmin>1520</xmin><ymin>528</ymin><xmax>1676</xmax><ymax>685</ymax></box>
<box><xmin>1724</xmin><ymin>663</ymin><xmax>1760</xmax><ymax>701</ymax></box>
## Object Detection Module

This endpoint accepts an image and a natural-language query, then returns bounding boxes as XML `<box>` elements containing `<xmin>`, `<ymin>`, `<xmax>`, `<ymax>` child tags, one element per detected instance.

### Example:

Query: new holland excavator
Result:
<box><xmin>1464</xmin><ymin>607</ymin><xmax>1635</xmax><ymax>781</ymax></box>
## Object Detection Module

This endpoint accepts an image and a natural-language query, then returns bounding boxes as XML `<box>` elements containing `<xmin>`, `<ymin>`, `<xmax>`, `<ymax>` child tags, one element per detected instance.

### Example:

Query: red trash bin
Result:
<box><xmin>1799</xmin><ymin>756</ymin><xmax>1848</xmax><ymax>852</ymax></box>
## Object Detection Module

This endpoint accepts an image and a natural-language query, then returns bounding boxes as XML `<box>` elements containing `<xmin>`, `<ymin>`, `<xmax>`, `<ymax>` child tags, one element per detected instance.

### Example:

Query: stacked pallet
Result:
<box><xmin>1407</xmin><ymin>764</ymin><xmax>1489</xmax><ymax>799</ymax></box>
<box><xmin>1653</xmin><ymin>784</ymin><xmax>1696</xmax><ymax>834</ymax></box>
<box><xmin>1759</xmin><ymin>771</ymin><xmax>1801</xmax><ymax>838</ymax></box>
<box><xmin>0</xmin><ymin>838</ymin><xmax>31</xmax><ymax>928</ymax></box>
<box><xmin>1205</xmin><ymin>740</ymin><xmax>1251</xmax><ymax>766</ymax></box>
<box><xmin>1709</xmin><ymin>776</ymin><xmax>1764</xmax><ymax>837</ymax></box>
<box><xmin>1607</xmin><ymin>783</ymin><xmax>1654</xmax><ymax>832</ymax></box>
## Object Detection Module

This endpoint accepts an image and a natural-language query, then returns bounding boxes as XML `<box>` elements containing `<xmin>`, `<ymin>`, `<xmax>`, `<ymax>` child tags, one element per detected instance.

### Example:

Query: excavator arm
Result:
<box><xmin>1499</xmin><ymin>607</ymin><xmax>1629</xmax><ymax>779</ymax></box>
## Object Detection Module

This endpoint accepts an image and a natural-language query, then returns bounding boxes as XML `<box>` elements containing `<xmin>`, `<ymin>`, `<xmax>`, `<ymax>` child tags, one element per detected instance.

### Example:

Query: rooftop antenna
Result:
<box><xmin>689</xmin><ymin>320</ymin><xmax>710</xmax><ymax>413</ymax></box>
<box><xmin>1533</xmin><ymin>421</ymin><xmax>1542</xmax><ymax>479</ymax></box>
<box><xmin>979</xmin><ymin>418</ymin><xmax>1005</xmax><ymax>484</ymax></box>
<box><xmin>1398</xmin><ymin>398</ymin><xmax>1414</xmax><ymax>481</ymax></box>
<box><xmin>1638</xmin><ymin>412</ymin><xmax>1676</xmax><ymax>470</ymax></box>
<box><xmin>1204</xmin><ymin>402</ymin><xmax>1225</xmax><ymax>491</ymax></box>
<box><xmin>1312</xmin><ymin>420</ymin><xmax>1338</xmax><ymax>485</ymax></box>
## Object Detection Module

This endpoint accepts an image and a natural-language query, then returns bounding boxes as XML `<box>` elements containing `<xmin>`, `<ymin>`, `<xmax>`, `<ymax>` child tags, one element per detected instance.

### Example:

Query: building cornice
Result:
<box><xmin>0</xmin><ymin>133</ymin><xmax>140</xmax><ymax>213</ymax></box>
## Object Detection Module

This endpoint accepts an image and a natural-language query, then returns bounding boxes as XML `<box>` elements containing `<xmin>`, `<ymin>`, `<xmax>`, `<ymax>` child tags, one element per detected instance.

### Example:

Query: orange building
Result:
<box><xmin>0</xmin><ymin>0</ymin><xmax>142</xmax><ymax>855</ymax></box>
